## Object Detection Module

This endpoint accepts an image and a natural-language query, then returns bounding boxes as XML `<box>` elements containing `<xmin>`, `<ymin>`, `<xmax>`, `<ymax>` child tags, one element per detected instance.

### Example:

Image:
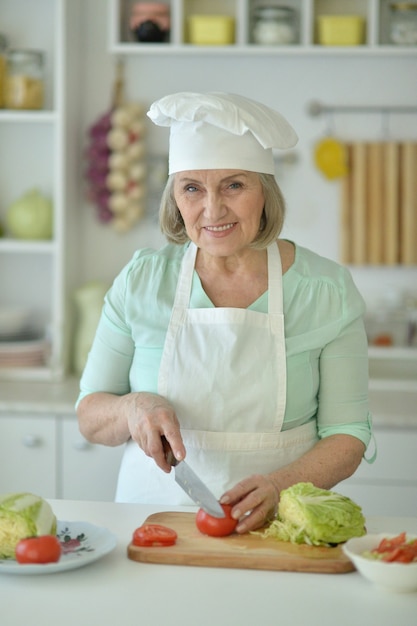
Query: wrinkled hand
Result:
<box><xmin>220</xmin><ymin>474</ymin><xmax>280</xmax><ymax>534</ymax></box>
<box><xmin>126</xmin><ymin>392</ymin><xmax>185</xmax><ymax>472</ymax></box>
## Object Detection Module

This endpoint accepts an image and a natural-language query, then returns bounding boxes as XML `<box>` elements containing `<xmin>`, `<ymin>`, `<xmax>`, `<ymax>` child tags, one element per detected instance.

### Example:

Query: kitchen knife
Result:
<box><xmin>161</xmin><ymin>436</ymin><xmax>225</xmax><ymax>518</ymax></box>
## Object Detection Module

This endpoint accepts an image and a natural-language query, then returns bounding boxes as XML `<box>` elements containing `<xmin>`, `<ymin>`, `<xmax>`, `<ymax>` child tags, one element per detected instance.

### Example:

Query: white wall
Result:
<box><xmin>76</xmin><ymin>0</ymin><xmax>417</xmax><ymax>312</ymax></box>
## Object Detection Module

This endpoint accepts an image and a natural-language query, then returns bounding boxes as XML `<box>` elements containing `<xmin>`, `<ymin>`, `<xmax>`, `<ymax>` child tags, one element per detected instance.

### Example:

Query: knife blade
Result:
<box><xmin>162</xmin><ymin>436</ymin><xmax>225</xmax><ymax>518</ymax></box>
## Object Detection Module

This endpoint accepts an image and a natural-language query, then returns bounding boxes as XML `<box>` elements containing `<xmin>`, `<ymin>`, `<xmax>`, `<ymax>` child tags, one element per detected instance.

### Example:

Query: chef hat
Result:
<box><xmin>147</xmin><ymin>91</ymin><xmax>298</xmax><ymax>174</ymax></box>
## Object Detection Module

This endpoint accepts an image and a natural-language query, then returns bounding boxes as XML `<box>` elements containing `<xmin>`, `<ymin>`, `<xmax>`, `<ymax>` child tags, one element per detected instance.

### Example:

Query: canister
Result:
<box><xmin>389</xmin><ymin>3</ymin><xmax>417</xmax><ymax>45</ymax></box>
<box><xmin>5</xmin><ymin>49</ymin><xmax>45</xmax><ymax>110</ymax></box>
<box><xmin>252</xmin><ymin>6</ymin><xmax>297</xmax><ymax>45</ymax></box>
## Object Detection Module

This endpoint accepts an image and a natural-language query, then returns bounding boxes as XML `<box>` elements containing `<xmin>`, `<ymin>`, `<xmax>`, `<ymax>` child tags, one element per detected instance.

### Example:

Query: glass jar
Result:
<box><xmin>4</xmin><ymin>49</ymin><xmax>45</xmax><ymax>110</ymax></box>
<box><xmin>252</xmin><ymin>6</ymin><xmax>297</xmax><ymax>45</ymax></box>
<box><xmin>389</xmin><ymin>3</ymin><xmax>417</xmax><ymax>45</ymax></box>
<box><xmin>0</xmin><ymin>33</ymin><xmax>7</xmax><ymax>108</ymax></box>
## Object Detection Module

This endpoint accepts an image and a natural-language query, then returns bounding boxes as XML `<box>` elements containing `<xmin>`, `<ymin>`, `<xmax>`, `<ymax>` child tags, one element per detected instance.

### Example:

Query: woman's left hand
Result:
<box><xmin>220</xmin><ymin>474</ymin><xmax>279</xmax><ymax>534</ymax></box>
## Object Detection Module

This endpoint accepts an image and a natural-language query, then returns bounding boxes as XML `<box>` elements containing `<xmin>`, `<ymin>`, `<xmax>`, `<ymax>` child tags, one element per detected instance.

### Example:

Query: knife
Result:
<box><xmin>161</xmin><ymin>436</ymin><xmax>225</xmax><ymax>518</ymax></box>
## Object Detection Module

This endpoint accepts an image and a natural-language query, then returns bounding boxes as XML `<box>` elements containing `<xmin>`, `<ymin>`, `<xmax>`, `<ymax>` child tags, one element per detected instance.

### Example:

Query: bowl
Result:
<box><xmin>343</xmin><ymin>533</ymin><xmax>417</xmax><ymax>593</ymax></box>
<box><xmin>0</xmin><ymin>307</ymin><xmax>31</xmax><ymax>336</ymax></box>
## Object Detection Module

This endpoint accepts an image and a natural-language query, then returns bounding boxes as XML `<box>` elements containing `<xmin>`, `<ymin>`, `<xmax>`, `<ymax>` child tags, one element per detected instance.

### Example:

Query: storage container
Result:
<box><xmin>252</xmin><ymin>6</ymin><xmax>297</xmax><ymax>45</ymax></box>
<box><xmin>0</xmin><ymin>34</ymin><xmax>7</xmax><ymax>108</ymax></box>
<box><xmin>317</xmin><ymin>15</ymin><xmax>365</xmax><ymax>46</ymax></box>
<box><xmin>5</xmin><ymin>49</ymin><xmax>44</xmax><ymax>110</ymax></box>
<box><xmin>389</xmin><ymin>3</ymin><xmax>417</xmax><ymax>45</ymax></box>
<box><xmin>188</xmin><ymin>15</ymin><xmax>235</xmax><ymax>45</ymax></box>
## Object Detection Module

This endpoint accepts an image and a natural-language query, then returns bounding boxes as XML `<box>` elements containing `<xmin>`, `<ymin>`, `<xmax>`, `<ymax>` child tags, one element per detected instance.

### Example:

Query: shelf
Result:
<box><xmin>0</xmin><ymin>111</ymin><xmax>57</xmax><ymax>123</ymax></box>
<box><xmin>368</xmin><ymin>346</ymin><xmax>417</xmax><ymax>360</ymax></box>
<box><xmin>0</xmin><ymin>239</ymin><xmax>56</xmax><ymax>253</ymax></box>
<box><xmin>109</xmin><ymin>42</ymin><xmax>417</xmax><ymax>56</ymax></box>
<box><xmin>109</xmin><ymin>0</ymin><xmax>417</xmax><ymax>55</ymax></box>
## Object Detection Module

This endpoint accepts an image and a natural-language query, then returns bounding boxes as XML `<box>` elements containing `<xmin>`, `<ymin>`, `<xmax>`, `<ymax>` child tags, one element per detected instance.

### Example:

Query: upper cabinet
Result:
<box><xmin>0</xmin><ymin>0</ymin><xmax>82</xmax><ymax>381</ymax></box>
<box><xmin>109</xmin><ymin>0</ymin><xmax>417</xmax><ymax>54</ymax></box>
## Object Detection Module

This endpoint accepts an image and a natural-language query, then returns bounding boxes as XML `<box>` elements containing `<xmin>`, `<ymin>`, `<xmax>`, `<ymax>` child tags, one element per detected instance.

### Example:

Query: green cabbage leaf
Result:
<box><xmin>0</xmin><ymin>493</ymin><xmax>57</xmax><ymax>559</ymax></box>
<box><xmin>261</xmin><ymin>482</ymin><xmax>366</xmax><ymax>546</ymax></box>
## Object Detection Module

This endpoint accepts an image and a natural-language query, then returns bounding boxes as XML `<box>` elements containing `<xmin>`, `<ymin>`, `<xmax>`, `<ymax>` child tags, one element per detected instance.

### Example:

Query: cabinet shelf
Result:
<box><xmin>109</xmin><ymin>0</ymin><xmax>417</xmax><ymax>55</ymax></box>
<box><xmin>0</xmin><ymin>111</ymin><xmax>57</xmax><ymax>124</ymax></box>
<box><xmin>0</xmin><ymin>239</ymin><xmax>56</xmax><ymax>253</ymax></box>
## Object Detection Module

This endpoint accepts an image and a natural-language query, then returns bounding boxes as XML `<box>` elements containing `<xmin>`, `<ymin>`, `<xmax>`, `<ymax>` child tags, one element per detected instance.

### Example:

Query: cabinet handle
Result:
<box><xmin>22</xmin><ymin>434</ymin><xmax>42</xmax><ymax>448</ymax></box>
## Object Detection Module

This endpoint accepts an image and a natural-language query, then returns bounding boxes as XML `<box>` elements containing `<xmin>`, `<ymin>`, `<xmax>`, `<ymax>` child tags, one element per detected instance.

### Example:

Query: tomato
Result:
<box><xmin>15</xmin><ymin>535</ymin><xmax>62</xmax><ymax>564</ymax></box>
<box><xmin>371</xmin><ymin>532</ymin><xmax>417</xmax><ymax>563</ymax></box>
<box><xmin>195</xmin><ymin>504</ymin><xmax>238</xmax><ymax>537</ymax></box>
<box><xmin>132</xmin><ymin>524</ymin><xmax>177</xmax><ymax>547</ymax></box>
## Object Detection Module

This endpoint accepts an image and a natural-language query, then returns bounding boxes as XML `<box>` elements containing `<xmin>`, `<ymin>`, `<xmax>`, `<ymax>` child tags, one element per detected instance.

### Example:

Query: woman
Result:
<box><xmin>77</xmin><ymin>92</ymin><xmax>373</xmax><ymax>533</ymax></box>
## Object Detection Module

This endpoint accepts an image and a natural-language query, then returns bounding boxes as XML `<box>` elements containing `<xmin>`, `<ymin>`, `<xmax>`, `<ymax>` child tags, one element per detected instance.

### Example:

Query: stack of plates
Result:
<box><xmin>0</xmin><ymin>308</ymin><xmax>47</xmax><ymax>368</ymax></box>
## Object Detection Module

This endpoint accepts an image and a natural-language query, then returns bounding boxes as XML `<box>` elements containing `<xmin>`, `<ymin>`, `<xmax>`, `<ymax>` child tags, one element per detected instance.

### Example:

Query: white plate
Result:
<box><xmin>0</xmin><ymin>520</ymin><xmax>117</xmax><ymax>575</ymax></box>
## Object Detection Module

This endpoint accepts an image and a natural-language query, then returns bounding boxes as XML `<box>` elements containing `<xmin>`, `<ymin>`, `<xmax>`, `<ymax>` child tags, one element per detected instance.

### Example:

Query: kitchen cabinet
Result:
<box><xmin>109</xmin><ymin>0</ymin><xmax>417</xmax><ymax>54</ymax></box>
<box><xmin>0</xmin><ymin>412</ymin><xmax>124</xmax><ymax>501</ymax></box>
<box><xmin>0</xmin><ymin>0</ymin><xmax>82</xmax><ymax>382</ymax></box>
<box><xmin>338</xmin><ymin>427</ymin><xmax>417</xmax><ymax>518</ymax></box>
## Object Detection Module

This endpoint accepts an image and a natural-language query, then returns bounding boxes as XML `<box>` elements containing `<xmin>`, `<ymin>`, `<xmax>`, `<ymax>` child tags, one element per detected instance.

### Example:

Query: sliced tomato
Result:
<box><xmin>132</xmin><ymin>524</ymin><xmax>177</xmax><ymax>547</ymax></box>
<box><xmin>15</xmin><ymin>535</ymin><xmax>62</xmax><ymax>564</ymax></box>
<box><xmin>195</xmin><ymin>504</ymin><xmax>238</xmax><ymax>537</ymax></box>
<box><xmin>376</xmin><ymin>531</ymin><xmax>407</xmax><ymax>553</ymax></box>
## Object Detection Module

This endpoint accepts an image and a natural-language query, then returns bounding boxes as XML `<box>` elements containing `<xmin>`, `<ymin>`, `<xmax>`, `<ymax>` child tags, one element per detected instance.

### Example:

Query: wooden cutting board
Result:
<box><xmin>127</xmin><ymin>512</ymin><xmax>355</xmax><ymax>574</ymax></box>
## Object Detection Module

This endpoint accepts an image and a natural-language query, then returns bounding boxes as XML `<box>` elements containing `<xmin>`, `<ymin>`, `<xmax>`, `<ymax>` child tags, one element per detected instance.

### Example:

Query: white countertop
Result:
<box><xmin>0</xmin><ymin>377</ymin><xmax>416</xmax><ymax>429</ymax></box>
<box><xmin>2</xmin><ymin>500</ymin><xmax>417</xmax><ymax>626</ymax></box>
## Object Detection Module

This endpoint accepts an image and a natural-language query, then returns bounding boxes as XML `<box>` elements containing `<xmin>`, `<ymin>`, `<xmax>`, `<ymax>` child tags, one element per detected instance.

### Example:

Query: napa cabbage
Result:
<box><xmin>262</xmin><ymin>482</ymin><xmax>366</xmax><ymax>546</ymax></box>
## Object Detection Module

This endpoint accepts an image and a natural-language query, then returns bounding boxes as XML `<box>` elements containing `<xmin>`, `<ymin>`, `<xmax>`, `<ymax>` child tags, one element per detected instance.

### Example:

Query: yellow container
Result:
<box><xmin>188</xmin><ymin>15</ymin><xmax>235</xmax><ymax>45</ymax></box>
<box><xmin>317</xmin><ymin>15</ymin><xmax>366</xmax><ymax>46</ymax></box>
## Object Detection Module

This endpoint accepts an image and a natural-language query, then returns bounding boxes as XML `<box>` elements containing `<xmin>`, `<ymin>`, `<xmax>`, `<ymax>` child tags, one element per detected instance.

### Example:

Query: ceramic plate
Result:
<box><xmin>0</xmin><ymin>520</ymin><xmax>117</xmax><ymax>575</ymax></box>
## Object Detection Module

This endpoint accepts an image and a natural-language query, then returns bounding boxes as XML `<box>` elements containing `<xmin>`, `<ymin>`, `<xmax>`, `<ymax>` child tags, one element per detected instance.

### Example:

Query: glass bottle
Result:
<box><xmin>5</xmin><ymin>49</ymin><xmax>45</xmax><ymax>110</ymax></box>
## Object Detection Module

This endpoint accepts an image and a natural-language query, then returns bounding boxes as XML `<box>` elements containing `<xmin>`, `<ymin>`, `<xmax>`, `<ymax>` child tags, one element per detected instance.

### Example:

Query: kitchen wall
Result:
<box><xmin>75</xmin><ymin>0</ymin><xmax>417</xmax><ymax>313</ymax></box>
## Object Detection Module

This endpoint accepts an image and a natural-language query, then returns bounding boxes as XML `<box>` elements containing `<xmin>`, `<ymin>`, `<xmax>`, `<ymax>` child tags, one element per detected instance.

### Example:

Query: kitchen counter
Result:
<box><xmin>2</xmin><ymin>500</ymin><xmax>417</xmax><ymax>626</ymax></box>
<box><xmin>0</xmin><ymin>377</ymin><xmax>416</xmax><ymax>428</ymax></box>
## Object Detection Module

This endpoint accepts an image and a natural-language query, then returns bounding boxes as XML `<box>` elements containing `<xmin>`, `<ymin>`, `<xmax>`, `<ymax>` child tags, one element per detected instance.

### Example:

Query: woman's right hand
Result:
<box><xmin>126</xmin><ymin>392</ymin><xmax>186</xmax><ymax>472</ymax></box>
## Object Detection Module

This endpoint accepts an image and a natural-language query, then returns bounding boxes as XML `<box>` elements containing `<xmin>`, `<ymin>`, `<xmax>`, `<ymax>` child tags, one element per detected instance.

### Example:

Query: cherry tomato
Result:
<box><xmin>132</xmin><ymin>524</ymin><xmax>177</xmax><ymax>547</ymax></box>
<box><xmin>15</xmin><ymin>535</ymin><xmax>62</xmax><ymax>564</ymax></box>
<box><xmin>195</xmin><ymin>504</ymin><xmax>238</xmax><ymax>537</ymax></box>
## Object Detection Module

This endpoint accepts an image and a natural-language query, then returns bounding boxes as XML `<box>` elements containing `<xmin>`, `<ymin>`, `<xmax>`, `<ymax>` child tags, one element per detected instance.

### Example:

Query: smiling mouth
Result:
<box><xmin>204</xmin><ymin>223</ymin><xmax>236</xmax><ymax>232</ymax></box>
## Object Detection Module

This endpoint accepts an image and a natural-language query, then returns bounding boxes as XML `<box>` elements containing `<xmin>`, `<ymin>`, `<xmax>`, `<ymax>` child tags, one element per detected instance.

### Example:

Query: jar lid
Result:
<box><xmin>390</xmin><ymin>2</ymin><xmax>417</xmax><ymax>10</ymax></box>
<box><xmin>7</xmin><ymin>49</ymin><xmax>44</xmax><ymax>63</ymax></box>
<box><xmin>254</xmin><ymin>5</ymin><xmax>295</xmax><ymax>17</ymax></box>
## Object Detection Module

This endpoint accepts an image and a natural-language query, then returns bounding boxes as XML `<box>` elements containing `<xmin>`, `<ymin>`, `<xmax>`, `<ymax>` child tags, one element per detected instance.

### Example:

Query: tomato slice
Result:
<box><xmin>371</xmin><ymin>533</ymin><xmax>417</xmax><ymax>563</ymax></box>
<box><xmin>377</xmin><ymin>531</ymin><xmax>407</xmax><ymax>553</ymax></box>
<box><xmin>132</xmin><ymin>524</ymin><xmax>177</xmax><ymax>547</ymax></box>
<box><xmin>15</xmin><ymin>535</ymin><xmax>62</xmax><ymax>564</ymax></box>
<box><xmin>195</xmin><ymin>503</ymin><xmax>238</xmax><ymax>537</ymax></box>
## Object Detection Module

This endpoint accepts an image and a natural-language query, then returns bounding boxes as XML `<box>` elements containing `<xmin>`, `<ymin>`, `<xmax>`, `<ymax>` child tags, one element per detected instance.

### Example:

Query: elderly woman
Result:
<box><xmin>76</xmin><ymin>92</ymin><xmax>373</xmax><ymax>533</ymax></box>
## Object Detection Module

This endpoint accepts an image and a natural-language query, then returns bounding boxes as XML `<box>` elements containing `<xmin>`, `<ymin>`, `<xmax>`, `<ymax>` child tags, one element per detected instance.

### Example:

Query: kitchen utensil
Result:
<box><xmin>400</xmin><ymin>142</ymin><xmax>417</xmax><ymax>264</ymax></box>
<box><xmin>127</xmin><ymin>511</ymin><xmax>354</xmax><ymax>573</ymax></box>
<box><xmin>161</xmin><ymin>437</ymin><xmax>225</xmax><ymax>518</ymax></box>
<box><xmin>367</xmin><ymin>142</ymin><xmax>384</xmax><ymax>264</ymax></box>
<box><xmin>384</xmin><ymin>142</ymin><xmax>400</xmax><ymax>264</ymax></box>
<box><xmin>351</xmin><ymin>142</ymin><xmax>367</xmax><ymax>264</ymax></box>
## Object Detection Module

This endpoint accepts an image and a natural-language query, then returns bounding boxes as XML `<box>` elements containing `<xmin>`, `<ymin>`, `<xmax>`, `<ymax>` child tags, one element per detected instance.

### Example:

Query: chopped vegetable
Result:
<box><xmin>364</xmin><ymin>532</ymin><xmax>417</xmax><ymax>563</ymax></box>
<box><xmin>0</xmin><ymin>493</ymin><xmax>57</xmax><ymax>559</ymax></box>
<box><xmin>132</xmin><ymin>524</ymin><xmax>177</xmax><ymax>547</ymax></box>
<box><xmin>259</xmin><ymin>482</ymin><xmax>366</xmax><ymax>546</ymax></box>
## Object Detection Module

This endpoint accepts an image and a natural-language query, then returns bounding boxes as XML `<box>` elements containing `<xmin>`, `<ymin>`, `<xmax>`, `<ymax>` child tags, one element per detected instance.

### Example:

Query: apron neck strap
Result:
<box><xmin>174</xmin><ymin>241</ymin><xmax>284</xmax><ymax>314</ymax></box>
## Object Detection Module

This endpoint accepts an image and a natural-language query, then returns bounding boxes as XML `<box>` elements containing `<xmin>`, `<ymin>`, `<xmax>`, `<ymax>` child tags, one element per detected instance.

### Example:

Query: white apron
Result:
<box><xmin>116</xmin><ymin>241</ymin><xmax>318</xmax><ymax>503</ymax></box>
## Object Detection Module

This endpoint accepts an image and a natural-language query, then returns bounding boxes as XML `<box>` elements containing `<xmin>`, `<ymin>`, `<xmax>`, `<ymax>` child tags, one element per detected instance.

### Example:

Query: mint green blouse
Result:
<box><xmin>77</xmin><ymin>242</ymin><xmax>372</xmax><ymax>448</ymax></box>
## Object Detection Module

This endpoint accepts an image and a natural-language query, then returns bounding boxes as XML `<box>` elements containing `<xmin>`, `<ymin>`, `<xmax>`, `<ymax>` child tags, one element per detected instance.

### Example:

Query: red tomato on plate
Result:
<box><xmin>132</xmin><ymin>524</ymin><xmax>177</xmax><ymax>547</ymax></box>
<box><xmin>196</xmin><ymin>504</ymin><xmax>238</xmax><ymax>537</ymax></box>
<box><xmin>15</xmin><ymin>535</ymin><xmax>62</xmax><ymax>564</ymax></box>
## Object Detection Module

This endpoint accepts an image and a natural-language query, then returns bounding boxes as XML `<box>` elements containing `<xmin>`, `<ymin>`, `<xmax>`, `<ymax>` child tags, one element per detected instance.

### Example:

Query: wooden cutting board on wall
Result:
<box><xmin>400</xmin><ymin>142</ymin><xmax>417</xmax><ymax>265</ymax></box>
<box><xmin>127</xmin><ymin>511</ymin><xmax>355</xmax><ymax>573</ymax></box>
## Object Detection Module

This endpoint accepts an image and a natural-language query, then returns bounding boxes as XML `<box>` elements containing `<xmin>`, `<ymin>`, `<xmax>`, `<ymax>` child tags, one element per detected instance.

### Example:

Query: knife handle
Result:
<box><xmin>161</xmin><ymin>435</ymin><xmax>178</xmax><ymax>467</ymax></box>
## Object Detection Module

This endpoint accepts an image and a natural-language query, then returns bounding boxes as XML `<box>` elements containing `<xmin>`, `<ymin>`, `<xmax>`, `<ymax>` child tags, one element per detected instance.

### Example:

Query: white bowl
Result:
<box><xmin>343</xmin><ymin>533</ymin><xmax>417</xmax><ymax>593</ymax></box>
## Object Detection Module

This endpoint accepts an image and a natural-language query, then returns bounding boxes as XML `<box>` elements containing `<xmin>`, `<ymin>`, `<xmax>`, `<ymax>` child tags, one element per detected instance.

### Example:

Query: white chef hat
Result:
<box><xmin>147</xmin><ymin>91</ymin><xmax>298</xmax><ymax>175</ymax></box>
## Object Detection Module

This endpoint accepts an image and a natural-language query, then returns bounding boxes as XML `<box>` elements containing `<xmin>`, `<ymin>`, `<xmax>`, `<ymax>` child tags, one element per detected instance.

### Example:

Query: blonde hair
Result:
<box><xmin>158</xmin><ymin>173</ymin><xmax>286</xmax><ymax>250</ymax></box>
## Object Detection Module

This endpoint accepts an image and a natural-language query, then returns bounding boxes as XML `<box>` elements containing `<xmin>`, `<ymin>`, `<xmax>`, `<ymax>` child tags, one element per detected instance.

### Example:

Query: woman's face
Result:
<box><xmin>173</xmin><ymin>169</ymin><xmax>264</xmax><ymax>257</ymax></box>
